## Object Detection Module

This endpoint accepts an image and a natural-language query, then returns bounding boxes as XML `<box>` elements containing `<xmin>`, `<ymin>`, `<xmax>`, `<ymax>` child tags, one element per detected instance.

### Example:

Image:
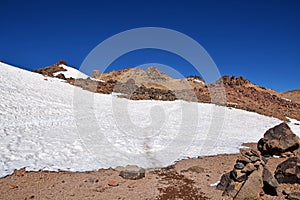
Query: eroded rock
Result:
<box><xmin>257</xmin><ymin>123</ymin><xmax>300</xmax><ymax>156</ymax></box>
<box><xmin>275</xmin><ymin>154</ymin><xmax>300</xmax><ymax>184</ymax></box>
<box><xmin>118</xmin><ymin>165</ymin><xmax>145</xmax><ymax>180</ymax></box>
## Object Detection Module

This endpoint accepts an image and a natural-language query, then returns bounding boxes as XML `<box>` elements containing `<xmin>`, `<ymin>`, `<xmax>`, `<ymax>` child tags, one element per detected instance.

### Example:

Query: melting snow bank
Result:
<box><xmin>0</xmin><ymin>62</ymin><xmax>300</xmax><ymax>178</ymax></box>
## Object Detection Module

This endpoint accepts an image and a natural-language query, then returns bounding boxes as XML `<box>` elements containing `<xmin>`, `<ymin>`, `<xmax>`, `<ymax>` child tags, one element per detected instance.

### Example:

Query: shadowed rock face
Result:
<box><xmin>257</xmin><ymin>123</ymin><xmax>300</xmax><ymax>156</ymax></box>
<box><xmin>275</xmin><ymin>154</ymin><xmax>300</xmax><ymax>184</ymax></box>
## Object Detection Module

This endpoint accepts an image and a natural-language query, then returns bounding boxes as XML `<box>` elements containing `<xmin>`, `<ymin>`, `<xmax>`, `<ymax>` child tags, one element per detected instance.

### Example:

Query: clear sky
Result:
<box><xmin>0</xmin><ymin>0</ymin><xmax>299</xmax><ymax>92</ymax></box>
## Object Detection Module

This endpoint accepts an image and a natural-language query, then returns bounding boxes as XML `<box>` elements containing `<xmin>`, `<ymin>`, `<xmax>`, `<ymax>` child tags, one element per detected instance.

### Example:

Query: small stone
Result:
<box><xmin>217</xmin><ymin>172</ymin><xmax>231</xmax><ymax>191</ymax></box>
<box><xmin>250</xmin><ymin>156</ymin><xmax>261</xmax><ymax>162</ymax></box>
<box><xmin>230</xmin><ymin>169</ymin><xmax>237</xmax><ymax>180</ymax></box>
<box><xmin>282</xmin><ymin>152</ymin><xmax>293</xmax><ymax>158</ymax></box>
<box><xmin>187</xmin><ymin>166</ymin><xmax>205</xmax><ymax>173</ymax></box>
<box><xmin>283</xmin><ymin>190</ymin><xmax>292</xmax><ymax>195</ymax></box>
<box><xmin>234</xmin><ymin>162</ymin><xmax>245</xmax><ymax>170</ymax></box>
<box><xmin>127</xmin><ymin>182</ymin><xmax>136</xmax><ymax>188</ymax></box>
<box><xmin>242</xmin><ymin>163</ymin><xmax>256</xmax><ymax>173</ymax></box>
<box><xmin>234</xmin><ymin>170</ymin><xmax>248</xmax><ymax>182</ymax></box>
<box><xmin>237</xmin><ymin>157</ymin><xmax>251</xmax><ymax>164</ymax></box>
<box><xmin>287</xmin><ymin>192</ymin><xmax>300</xmax><ymax>200</ymax></box>
<box><xmin>9</xmin><ymin>185</ymin><xmax>18</xmax><ymax>190</ymax></box>
<box><xmin>119</xmin><ymin>165</ymin><xmax>145</xmax><ymax>180</ymax></box>
<box><xmin>262</xmin><ymin>166</ymin><xmax>278</xmax><ymax>196</ymax></box>
<box><xmin>224</xmin><ymin>181</ymin><xmax>244</xmax><ymax>198</ymax></box>
<box><xmin>108</xmin><ymin>180</ymin><xmax>119</xmax><ymax>187</ymax></box>
<box><xmin>253</xmin><ymin>161</ymin><xmax>261</xmax><ymax>167</ymax></box>
<box><xmin>261</xmin><ymin>156</ymin><xmax>268</xmax><ymax>165</ymax></box>
<box><xmin>14</xmin><ymin>168</ymin><xmax>26</xmax><ymax>177</ymax></box>
<box><xmin>251</xmin><ymin>149</ymin><xmax>261</xmax><ymax>157</ymax></box>
<box><xmin>88</xmin><ymin>178</ymin><xmax>98</xmax><ymax>183</ymax></box>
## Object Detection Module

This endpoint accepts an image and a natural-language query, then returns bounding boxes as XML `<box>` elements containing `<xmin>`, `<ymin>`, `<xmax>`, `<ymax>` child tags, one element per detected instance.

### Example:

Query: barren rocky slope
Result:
<box><xmin>33</xmin><ymin>61</ymin><xmax>300</xmax><ymax>121</ymax></box>
<box><xmin>280</xmin><ymin>89</ymin><xmax>300</xmax><ymax>104</ymax></box>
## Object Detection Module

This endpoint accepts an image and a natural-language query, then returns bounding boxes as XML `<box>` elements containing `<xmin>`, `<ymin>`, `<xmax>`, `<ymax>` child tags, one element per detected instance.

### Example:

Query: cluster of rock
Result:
<box><xmin>126</xmin><ymin>85</ymin><xmax>176</xmax><ymax>101</ymax></box>
<box><xmin>217</xmin><ymin>123</ymin><xmax>300</xmax><ymax>199</ymax></box>
<box><xmin>217</xmin><ymin>149</ymin><xmax>278</xmax><ymax>199</ymax></box>
<box><xmin>217</xmin><ymin>75</ymin><xmax>251</xmax><ymax>86</ymax></box>
<box><xmin>114</xmin><ymin>79</ymin><xmax>177</xmax><ymax>101</ymax></box>
<box><xmin>32</xmin><ymin>60</ymin><xmax>67</xmax><ymax>77</ymax></box>
<box><xmin>67</xmin><ymin>78</ymin><xmax>115</xmax><ymax>94</ymax></box>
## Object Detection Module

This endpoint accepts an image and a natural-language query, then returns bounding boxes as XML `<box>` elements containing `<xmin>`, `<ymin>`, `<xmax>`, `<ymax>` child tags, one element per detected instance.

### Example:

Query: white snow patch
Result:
<box><xmin>227</xmin><ymin>102</ymin><xmax>239</xmax><ymax>106</ymax></box>
<box><xmin>0</xmin><ymin>62</ymin><xmax>299</xmax><ymax>178</ymax></box>
<box><xmin>53</xmin><ymin>64</ymin><xmax>89</xmax><ymax>79</ymax></box>
<box><xmin>193</xmin><ymin>79</ymin><xmax>204</xmax><ymax>84</ymax></box>
<box><xmin>238</xmin><ymin>146</ymin><xmax>250</xmax><ymax>149</ymax></box>
<box><xmin>210</xmin><ymin>181</ymin><xmax>220</xmax><ymax>187</ymax></box>
<box><xmin>90</xmin><ymin>77</ymin><xmax>105</xmax><ymax>82</ymax></box>
<box><xmin>273</xmin><ymin>155</ymin><xmax>280</xmax><ymax>158</ymax></box>
<box><xmin>282</xmin><ymin>98</ymin><xmax>291</xmax><ymax>102</ymax></box>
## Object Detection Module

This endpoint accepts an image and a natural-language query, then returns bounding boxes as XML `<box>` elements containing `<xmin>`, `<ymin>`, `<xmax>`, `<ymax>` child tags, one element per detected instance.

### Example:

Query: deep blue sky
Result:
<box><xmin>1</xmin><ymin>0</ymin><xmax>299</xmax><ymax>91</ymax></box>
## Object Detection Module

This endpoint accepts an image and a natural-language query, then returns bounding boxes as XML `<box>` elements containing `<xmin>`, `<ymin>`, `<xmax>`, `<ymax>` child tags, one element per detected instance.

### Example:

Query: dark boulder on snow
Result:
<box><xmin>55</xmin><ymin>73</ymin><xmax>66</xmax><ymax>80</ymax></box>
<box><xmin>257</xmin><ymin>123</ymin><xmax>300</xmax><ymax>156</ymax></box>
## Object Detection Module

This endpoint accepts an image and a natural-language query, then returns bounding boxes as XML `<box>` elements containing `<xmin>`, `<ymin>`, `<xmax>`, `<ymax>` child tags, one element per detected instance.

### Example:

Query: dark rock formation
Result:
<box><xmin>217</xmin><ymin>149</ymin><xmax>278</xmax><ymax>198</ymax></box>
<box><xmin>216</xmin><ymin>75</ymin><xmax>251</xmax><ymax>86</ymax></box>
<box><xmin>275</xmin><ymin>154</ymin><xmax>300</xmax><ymax>184</ymax></box>
<box><xmin>257</xmin><ymin>123</ymin><xmax>300</xmax><ymax>156</ymax></box>
<box><xmin>55</xmin><ymin>73</ymin><xmax>66</xmax><ymax>80</ymax></box>
<box><xmin>262</xmin><ymin>167</ymin><xmax>279</xmax><ymax>196</ymax></box>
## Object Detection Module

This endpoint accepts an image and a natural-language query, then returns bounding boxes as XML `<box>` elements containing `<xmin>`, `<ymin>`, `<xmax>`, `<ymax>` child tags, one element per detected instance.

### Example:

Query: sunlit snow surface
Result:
<box><xmin>0</xmin><ymin>62</ymin><xmax>299</xmax><ymax>178</ymax></box>
<box><xmin>53</xmin><ymin>64</ymin><xmax>89</xmax><ymax>79</ymax></box>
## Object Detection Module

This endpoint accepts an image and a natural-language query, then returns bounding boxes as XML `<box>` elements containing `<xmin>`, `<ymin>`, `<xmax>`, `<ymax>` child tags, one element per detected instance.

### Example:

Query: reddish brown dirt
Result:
<box><xmin>1</xmin><ymin>144</ymin><xmax>298</xmax><ymax>200</ymax></box>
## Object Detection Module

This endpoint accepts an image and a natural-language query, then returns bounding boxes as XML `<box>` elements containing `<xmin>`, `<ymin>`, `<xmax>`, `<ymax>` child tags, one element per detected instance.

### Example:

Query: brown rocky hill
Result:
<box><xmin>92</xmin><ymin>67</ymin><xmax>205</xmax><ymax>91</ymax></box>
<box><xmin>33</xmin><ymin>63</ymin><xmax>300</xmax><ymax>121</ymax></box>
<box><xmin>279</xmin><ymin>89</ymin><xmax>300</xmax><ymax>104</ymax></box>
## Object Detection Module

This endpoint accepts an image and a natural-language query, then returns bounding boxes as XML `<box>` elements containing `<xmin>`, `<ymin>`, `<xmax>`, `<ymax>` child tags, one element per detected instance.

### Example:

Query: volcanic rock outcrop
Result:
<box><xmin>32</xmin><ymin>60</ymin><xmax>67</xmax><ymax>77</ymax></box>
<box><xmin>257</xmin><ymin>123</ymin><xmax>300</xmax><ymax>156</ymax></box>
<box><xmin>275</xmin><ymin>153</ymin><xmax>300</xmax><ymax>184</ymax></box>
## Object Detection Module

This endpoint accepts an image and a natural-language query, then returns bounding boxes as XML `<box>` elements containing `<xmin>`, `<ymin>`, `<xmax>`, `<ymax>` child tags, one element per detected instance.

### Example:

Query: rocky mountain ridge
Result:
<box><xmin>32</xmin><ymin>61</ymin><xmax>300</xmax><ymax>121</ymax></box>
